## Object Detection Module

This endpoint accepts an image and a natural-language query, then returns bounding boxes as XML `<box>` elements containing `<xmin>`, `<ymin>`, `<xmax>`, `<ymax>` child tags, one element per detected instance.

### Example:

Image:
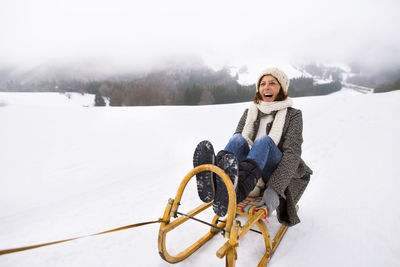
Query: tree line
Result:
<box><xmin>289</xmin><ymin>77</ymin><xmax>342</xmax><ymax>97</ymax></box>
<box><xmin>375</xmin><ymin>78</ymin><xmax>400</xmax><ymax>93</ymax></box>
<box><xmin>2</xmin><ymin>66</ymin><xmax>344</xmax><ymax>106</ymax></box>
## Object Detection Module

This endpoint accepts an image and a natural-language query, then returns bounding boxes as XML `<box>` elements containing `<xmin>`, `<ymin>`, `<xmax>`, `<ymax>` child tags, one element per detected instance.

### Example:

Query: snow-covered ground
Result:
<box><xmin>0</xmin><ymin>92</ymin><xmax>95</xmax><ymax>108</ymax></box>
<box><xmin>0</xmin><ymin>89</ymin><xmax>399</xmax><ymax>267</ymax></box>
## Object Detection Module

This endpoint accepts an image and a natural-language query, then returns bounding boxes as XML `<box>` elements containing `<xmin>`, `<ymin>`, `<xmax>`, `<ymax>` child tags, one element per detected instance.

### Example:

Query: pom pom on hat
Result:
<box><xmin>256</xmin><ymin>68</ymin><xmax>289</xmax><ymax>95</ymax></box>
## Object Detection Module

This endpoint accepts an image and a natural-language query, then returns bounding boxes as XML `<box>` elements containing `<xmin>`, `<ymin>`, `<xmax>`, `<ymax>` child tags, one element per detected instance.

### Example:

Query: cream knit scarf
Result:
<box><xmin>242</xmin><ymin>98</ymin><xmax>293</xmax><ymax>147</ymax></box>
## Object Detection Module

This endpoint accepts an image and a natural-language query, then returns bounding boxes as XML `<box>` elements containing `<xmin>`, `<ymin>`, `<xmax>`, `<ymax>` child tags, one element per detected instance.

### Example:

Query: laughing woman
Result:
<box><xmin>193</xmin><ymin>68</ymin><xmax>313</xmax><ymax>226</ymax></box>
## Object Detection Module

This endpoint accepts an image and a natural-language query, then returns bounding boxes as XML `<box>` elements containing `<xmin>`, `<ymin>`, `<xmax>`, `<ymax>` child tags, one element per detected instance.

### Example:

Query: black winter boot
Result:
<box><xmin>216</xmin><ymin>150</ymin><xmax>230</xmax><ymax>165</ymax></box>
<box><xmin>193</xmin><ymin>140</ymin><xmax>216</xmax><ymax>203</ymax></box>
<box><xmin>213</xmin><ymin>152</ymin><xmax>239</xmax><ymax>217</ymax></box>
<box><xmin>236</xmin><ymin>159</ymin><xmax>263</xmax><ymax>204</ymax></box>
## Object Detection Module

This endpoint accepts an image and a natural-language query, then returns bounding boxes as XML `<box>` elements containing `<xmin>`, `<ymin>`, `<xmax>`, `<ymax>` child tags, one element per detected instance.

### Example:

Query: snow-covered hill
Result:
<box><xmin>0</xmin><ymin>90</ymin><xmax>399</xmax><ymax>267</ymax></box>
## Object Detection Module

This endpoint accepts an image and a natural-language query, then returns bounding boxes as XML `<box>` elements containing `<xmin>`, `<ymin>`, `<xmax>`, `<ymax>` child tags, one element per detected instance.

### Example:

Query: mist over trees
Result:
<box><xmin>300</xmin><ymin>63</ymin><xmax>400</xmax><ymax>94</ymax></box>
<box><xmin>303</xmin><ymin>64</ymin><xmax>344</xmax><ymax>81</ymax></box>
<box><xmin>4</xmin><ymin>63</ymin><xmax>400</xmax><ymax>105</ymax></box>
<box><xmin>347</xmin><ymin>68</ymin><xmax>400</xmax><ymax>91</ymax></box>
<box><xmin>1</xmin><ymin>67</ymin><xmax>256</xmax><ymax>106</ymax></box>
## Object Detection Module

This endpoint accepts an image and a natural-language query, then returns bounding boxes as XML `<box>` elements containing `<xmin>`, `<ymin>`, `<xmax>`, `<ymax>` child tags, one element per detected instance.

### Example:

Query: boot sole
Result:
<box><xmin>193</xmin><ymin>140</ymin><xmax>215</xmax><ymax>203</ymax></box>
<box><xmin>213</xmin><ymin>153</ymin><xmax>238</xmax><ymax>217</ymax></box>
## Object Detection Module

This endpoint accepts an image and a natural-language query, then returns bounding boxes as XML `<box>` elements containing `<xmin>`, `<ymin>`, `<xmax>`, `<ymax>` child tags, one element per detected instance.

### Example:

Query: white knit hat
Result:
<box><xmin>256</xmin><ymin>68</ymin><xmax>289</xmax><ymax>95</ymax></box>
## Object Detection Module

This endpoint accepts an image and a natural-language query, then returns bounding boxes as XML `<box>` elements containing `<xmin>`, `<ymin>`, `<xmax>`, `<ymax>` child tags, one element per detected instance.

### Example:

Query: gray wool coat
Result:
<box><xmin>235</xmin><ymin>107</ymin><xmax>313</xmax><ymax>226</ymax></box>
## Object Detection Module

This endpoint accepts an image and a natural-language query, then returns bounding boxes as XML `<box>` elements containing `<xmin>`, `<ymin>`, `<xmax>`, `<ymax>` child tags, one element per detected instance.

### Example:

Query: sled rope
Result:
<box><xmin>0</xmin><ymin>218</ymin><xmax>164</xmax><ymax>256</ymax></box>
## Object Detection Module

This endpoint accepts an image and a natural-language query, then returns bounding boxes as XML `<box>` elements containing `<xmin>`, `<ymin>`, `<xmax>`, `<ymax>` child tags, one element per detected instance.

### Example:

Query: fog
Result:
<box><xmin>1</xmin><ymin>0</ymin><xmax>399</xmax><ymax>75</ymax></box>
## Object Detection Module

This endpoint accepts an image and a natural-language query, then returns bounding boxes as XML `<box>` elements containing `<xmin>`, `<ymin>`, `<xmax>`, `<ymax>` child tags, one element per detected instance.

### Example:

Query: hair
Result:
<box><xmin>253</xmin><ymin>75</ymin><xmax>288</xmax><ymax>104</ymax></box>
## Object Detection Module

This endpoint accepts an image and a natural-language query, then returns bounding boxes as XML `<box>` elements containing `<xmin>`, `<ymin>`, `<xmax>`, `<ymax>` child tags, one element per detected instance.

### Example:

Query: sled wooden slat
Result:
<box><xmin>238</xmin><ymin>209</ymin><xmax>266</xmax><ymax>240</ymax></box>
<box><xmin>158</xmin><ymin>164</ymin><xmax>296</xmax><ymax>267</ymax></box>
<box><xmin>162</xmin><ymin>202</ymin><xmax>212</xmax><ymax>232</ymax></box>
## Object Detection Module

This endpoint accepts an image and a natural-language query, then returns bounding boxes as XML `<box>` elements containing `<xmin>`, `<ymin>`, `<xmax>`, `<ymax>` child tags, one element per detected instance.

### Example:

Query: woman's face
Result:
<box><xmin>258</xmin><ymin>75</ymin><xmax>281</xmax><ymax>102</ymax></box>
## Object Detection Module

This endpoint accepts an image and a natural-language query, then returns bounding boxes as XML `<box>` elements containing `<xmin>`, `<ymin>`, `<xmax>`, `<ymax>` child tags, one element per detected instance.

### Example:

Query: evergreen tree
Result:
<box><xmin>183</xmin><ymin>84</ymin><xmax>203</xmax><ymax>105</ymax></box>
<box><xmin>94</xmin><ymin>91</ymin><xmax>106</xmax><ymax>106</ymax></box>
<box><xmin>198</xmin><ymin>89</ymin><xmax>214</xmax><ymax>105</ymax></box>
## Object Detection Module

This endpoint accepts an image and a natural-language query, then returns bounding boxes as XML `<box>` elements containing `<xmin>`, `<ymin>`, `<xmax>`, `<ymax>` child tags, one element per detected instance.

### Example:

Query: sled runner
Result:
<box><xmin>158</xmin><ymin>164</ymin><xmax>296</xmax><ymax>267</ymax></box>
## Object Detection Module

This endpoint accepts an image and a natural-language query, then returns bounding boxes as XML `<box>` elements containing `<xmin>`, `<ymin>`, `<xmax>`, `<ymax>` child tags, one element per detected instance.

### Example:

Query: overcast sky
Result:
<box><xmin>1</xmin><ymin>0</ymin><xmax>399</xmax><ymax>75</ymax></box>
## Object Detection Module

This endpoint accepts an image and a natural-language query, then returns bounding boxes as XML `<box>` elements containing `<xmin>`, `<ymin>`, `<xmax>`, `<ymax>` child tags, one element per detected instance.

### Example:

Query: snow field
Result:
<box><xmin>0</xmin><ymin>89</ymin><xmax>399</xmax><ymax>266</ymax></box>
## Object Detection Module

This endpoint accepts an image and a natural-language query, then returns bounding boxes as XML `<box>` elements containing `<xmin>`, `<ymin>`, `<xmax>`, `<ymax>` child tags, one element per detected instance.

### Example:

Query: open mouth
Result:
<box><xmin>264</xmin><ymin>94</ymin><xmax>273</xmax><ymax>98</ymax></box>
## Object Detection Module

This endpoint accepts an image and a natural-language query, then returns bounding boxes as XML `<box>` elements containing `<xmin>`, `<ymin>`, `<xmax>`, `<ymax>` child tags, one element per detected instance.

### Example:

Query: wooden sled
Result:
<box><xmin>158</xmin><ymin>164</ymin><xmax>295</xmax><ymax>267</ymax></box>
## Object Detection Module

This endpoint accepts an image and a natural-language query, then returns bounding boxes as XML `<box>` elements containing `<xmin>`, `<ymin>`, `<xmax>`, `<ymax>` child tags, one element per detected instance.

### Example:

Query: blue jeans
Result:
<box><xmin>224</xmin><ymin>134</ymin><xmax>282</xmax><ymax>183</ymax></box>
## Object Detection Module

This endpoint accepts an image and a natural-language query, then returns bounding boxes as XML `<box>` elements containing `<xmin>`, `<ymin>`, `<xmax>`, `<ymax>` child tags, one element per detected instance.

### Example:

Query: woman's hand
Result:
<box><xmin>262</xmin><ymin>187</ymin><xmax>280</xmax><ymax>217</ymax></box>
